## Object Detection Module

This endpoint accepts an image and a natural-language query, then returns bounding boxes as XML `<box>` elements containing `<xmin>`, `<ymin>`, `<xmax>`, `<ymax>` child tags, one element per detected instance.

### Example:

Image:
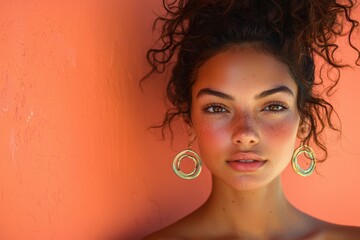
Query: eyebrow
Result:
<box><xmin>196</xmin><ymin>88</ymin><xmax>234</xmax><ymax>100</ymax></box>
<box><xmin>196</xmin><ymin>86</ymin><xmax>294</xmax><ymax>100</ymax></box>
<box><xmin>255</xmin><ymin>86</ymin><xmax>294</xmax><ymax>99</ymax></box>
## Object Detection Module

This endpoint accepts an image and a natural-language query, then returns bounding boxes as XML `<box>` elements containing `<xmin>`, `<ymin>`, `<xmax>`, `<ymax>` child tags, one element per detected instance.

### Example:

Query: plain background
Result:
<box><xmin>0</xmin><ymin>1</ymin><xmax>359</xmax><ymax>239</ymax></box>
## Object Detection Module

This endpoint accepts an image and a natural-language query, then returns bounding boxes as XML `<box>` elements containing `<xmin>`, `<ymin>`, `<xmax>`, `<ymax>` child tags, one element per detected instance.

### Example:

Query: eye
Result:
<box><xmin>203</xmin><ymin>104</ymin><xmax>228</xmax><ymax>114</ymax></box>
<box><xmin>263</xmin><ymin>102</ymin><xmax>288</xmax><ymax>112</ymax></box>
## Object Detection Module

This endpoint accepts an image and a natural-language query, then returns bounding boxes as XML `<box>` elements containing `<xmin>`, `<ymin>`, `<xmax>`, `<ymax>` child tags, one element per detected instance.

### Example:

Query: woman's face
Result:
<box><xmin>190</xmin><ymin>45</ymin><xmax>301</xmax><ymax>190</ymax></box>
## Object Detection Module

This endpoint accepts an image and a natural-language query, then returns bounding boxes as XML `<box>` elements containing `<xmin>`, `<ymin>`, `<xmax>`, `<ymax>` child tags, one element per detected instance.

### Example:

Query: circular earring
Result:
<box><xmin>291</xmin><ymin>144</ymin><xmax>316</xmax><ymax>177</ymax></box>
<box><xmin>172</xmin><ymin>143</ymin><xmax>202</xmax><ymax>180</ymax></box>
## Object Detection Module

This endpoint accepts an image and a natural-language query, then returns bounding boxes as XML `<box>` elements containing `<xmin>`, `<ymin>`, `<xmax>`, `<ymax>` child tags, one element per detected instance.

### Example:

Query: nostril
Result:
<box><xmin>233</xmin><ymin>134</ymin><xmax>259</xmax><ymax>145</ymax></box>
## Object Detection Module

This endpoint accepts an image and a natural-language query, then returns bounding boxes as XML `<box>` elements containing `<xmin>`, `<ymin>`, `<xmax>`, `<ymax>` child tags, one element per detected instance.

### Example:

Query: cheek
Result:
<box><xmin>192</xmin><ymin>118</ymin><xmax>230</xmax><ymax>155</ymax></box>
<box><xmin>262</xmin><ymin>115</ymin><xmax>300</xmax><ymax>147</ymax></box>
<box><xmin>196</xmin><ymin>122</ymin><xmax>227</xmax><ymax>146</ymax></box>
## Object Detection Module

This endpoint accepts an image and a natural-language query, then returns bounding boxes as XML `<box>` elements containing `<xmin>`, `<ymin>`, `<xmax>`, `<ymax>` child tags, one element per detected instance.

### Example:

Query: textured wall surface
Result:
<box><xmin>0</xmin><ymin>1</ymin><xmax>359</xmax><ymax>240</ymax></box>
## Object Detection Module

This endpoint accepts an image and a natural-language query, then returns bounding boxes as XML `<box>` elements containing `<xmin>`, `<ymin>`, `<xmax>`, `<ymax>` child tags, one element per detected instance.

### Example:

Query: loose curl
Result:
<box><xmin>143</xmin><ymin>0</ymin><xmax>360</xmax><ymax>161</ymax></box>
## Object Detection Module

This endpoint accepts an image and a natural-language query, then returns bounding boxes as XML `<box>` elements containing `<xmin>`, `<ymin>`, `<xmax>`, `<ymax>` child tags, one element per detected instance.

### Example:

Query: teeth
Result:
<box><xmin>237</xmin><ymin>160</ymin><xmax>255</xmax><ymax>163</ymax></box>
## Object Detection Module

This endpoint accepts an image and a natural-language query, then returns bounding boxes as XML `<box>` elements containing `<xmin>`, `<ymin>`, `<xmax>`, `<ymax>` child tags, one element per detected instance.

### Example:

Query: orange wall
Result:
<box><xmin>0</xmin><ymin>1</ymin><xmax>359</xmax><ymax>240</ymax></box>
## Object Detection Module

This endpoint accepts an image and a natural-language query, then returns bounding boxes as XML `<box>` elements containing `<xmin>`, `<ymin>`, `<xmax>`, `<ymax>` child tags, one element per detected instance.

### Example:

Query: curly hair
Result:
<box><xmin>143</xmin><ymin>0</ymin><xmax>360</xmax><ymax>160</ymax></box>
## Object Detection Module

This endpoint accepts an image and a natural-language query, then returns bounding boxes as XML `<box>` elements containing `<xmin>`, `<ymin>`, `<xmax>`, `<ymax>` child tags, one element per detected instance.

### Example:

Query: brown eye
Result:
<box><xmin>204</xmin><ymin>104</ymin><xmax>228</xmax><ymax>113</ymax></box>
<box><xmin>263</xmin><ymin>103</ymin><xmax>288</xmax><ymax>112</ymax></box>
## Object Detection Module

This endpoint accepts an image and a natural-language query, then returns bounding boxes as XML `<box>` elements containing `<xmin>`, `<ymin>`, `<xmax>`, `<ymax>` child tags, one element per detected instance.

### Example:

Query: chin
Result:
<box><xmin>220</xmin><ymin>174</ymin><xmax>277</xmax><ymax>192</ymax></box>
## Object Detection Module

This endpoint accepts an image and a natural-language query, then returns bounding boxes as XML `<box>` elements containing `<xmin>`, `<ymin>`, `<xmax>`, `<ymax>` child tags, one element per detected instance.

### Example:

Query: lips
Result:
<box><xmin>234</xmin><ymin>160</ymin><xmax>258</xmax><ymax>163</ymax></box>
<box><xmin>226</xmin><ymin>153</ymin><xmax>266</xmax><ymax>172</ymax></box>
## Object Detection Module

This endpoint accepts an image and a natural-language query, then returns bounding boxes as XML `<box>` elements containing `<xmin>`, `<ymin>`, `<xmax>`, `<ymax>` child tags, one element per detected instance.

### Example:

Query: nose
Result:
<box><xmin>231</xmin><ymin>113</ymin><xmax>260</xmax><ymax>146</ymax></box>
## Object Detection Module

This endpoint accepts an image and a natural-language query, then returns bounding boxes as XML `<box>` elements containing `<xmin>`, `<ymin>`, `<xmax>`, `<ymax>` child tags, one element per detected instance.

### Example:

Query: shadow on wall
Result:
<box><xmin>99</xmin><ymin>1</ymin><xmax>213</xmax><ymax>239</ymax></box>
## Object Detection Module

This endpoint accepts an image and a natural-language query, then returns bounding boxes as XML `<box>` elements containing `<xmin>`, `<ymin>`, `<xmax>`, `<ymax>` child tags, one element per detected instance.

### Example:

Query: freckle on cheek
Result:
<box><xmin>267</xmin><ymin>122</ymin><xmax>294</xmax><ymax>141</ymax></box>
<box><xmin>197</xmin><ymin>123</ymin><xmax>227</xmax><ymax>146</ymax></box>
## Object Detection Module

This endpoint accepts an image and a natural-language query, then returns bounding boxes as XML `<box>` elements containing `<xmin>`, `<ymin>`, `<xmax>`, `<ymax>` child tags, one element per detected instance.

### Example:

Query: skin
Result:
<box><xmin>144</xmin><ymin>45</ymin><xmax>360</xmax><ymax>240</ymax></box>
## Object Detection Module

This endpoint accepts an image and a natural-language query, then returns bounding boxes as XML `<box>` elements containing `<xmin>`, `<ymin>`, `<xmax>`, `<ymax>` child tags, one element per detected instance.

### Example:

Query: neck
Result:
<box><xmin>197</xmin><ymin>176</ymin><xmax>310</xmax><ymax>238</ymax></box>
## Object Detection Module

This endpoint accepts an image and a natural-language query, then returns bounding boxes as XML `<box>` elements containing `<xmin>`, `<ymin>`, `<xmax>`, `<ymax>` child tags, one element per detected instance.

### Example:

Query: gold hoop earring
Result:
<box><xmin>291</xmin><ymin>144</ymin><xmax>316</xmax><ymax>177</ymax></box>
<box><xmin>172</xmin><ymin>143</ymin><xmax>202</xmax><ymax>180</ymax></box>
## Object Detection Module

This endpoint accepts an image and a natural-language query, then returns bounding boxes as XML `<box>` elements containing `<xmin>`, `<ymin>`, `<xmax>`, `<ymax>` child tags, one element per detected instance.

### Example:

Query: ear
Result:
<box><xmin>297</xmin><ymin>119</ymin><xmax>310</xmax><ymax>140</ymax></box>
<box><xmin>183</xmin><ymin>113</ymin><xmax>192</xmax><ymax>126</ymax></box>
<box><xmin>182</xmin><ymin>114</ymin><xmax>197</xmax><ymax>142</ymax></box>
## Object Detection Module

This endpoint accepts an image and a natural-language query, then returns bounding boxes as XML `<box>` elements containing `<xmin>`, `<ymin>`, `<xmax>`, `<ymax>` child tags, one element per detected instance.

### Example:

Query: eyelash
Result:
<box><xmin>203</xmin><ymin>103</ymin><xmax>228</xmax><ymax>114</ymax></box>
<box><xmin>262</xmin><ymin>102</ymin><xmax>289</xmax><ymax>112</ymax></box>
<box><xmin>203</xmin><ymin>102</ymin><xmax>289</xmax><ymax>114</ymax></box>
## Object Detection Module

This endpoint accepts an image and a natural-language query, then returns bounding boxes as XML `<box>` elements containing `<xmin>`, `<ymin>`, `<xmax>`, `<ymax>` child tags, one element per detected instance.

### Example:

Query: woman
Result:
<box><xmin>143</xmin><ymin>0</ymin><xmax>360</xmax><ymax>239</ymax></box>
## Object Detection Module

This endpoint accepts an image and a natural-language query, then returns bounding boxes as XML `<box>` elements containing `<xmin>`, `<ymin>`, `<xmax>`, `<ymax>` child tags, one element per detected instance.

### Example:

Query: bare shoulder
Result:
<box><xmin>142</xmin><ymin>213</ymin><xmax>199</xmax><ymax>240</ymax></box>
<box><xmin>142</xmin><ymin>223</ymin><xmax>189</xmax><ymax>240</ymax></box>
<box><xmin>320</xmin><ymin>222</ymin><xmax>360</xmax><ymax>239</ymax></box>
<box><xmin>142</xmin><ymin>229</ymin><xmax>177</xmax><ymax>240</ymax></box>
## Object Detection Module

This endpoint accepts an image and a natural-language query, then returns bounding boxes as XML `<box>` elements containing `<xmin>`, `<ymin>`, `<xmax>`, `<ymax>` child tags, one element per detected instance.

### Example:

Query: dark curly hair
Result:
<box><xmin>143</xmin><ymin>0</ymin><xmax>360</xmax><ymax>161</ymax></box>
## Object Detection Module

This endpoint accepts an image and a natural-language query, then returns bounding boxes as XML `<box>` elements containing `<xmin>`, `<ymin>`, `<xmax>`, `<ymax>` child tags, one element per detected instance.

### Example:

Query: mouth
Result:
<box><xmin>226</xmin><ymin>153</ymin><xmax>266</xmax><ymax>172</ymax></box>
<box><xmin>226</xmin><ymin>160</ymin><xmax>266</xmax><ymax>172</ymax></box>
<box><xmin>233</xmin><ymin>160</ymin><xmax>260</xmax><ymax>163</ymax></box>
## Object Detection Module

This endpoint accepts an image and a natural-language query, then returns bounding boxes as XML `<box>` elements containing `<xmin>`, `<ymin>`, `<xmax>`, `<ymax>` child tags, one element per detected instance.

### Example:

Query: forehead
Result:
<box><xmin>193</xmin><ymin>45</ymin><xmax>297</xmax><ymax>96</ymax></box>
